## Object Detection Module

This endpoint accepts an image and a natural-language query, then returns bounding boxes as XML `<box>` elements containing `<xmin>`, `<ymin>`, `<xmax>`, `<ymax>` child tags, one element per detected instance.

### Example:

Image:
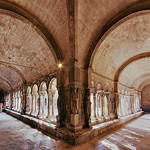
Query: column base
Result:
<box><xmin>68</xmin><ymin>125</ymin><xmax>82</xmax><ymax>133</ymax></box>
<box><xmin>38</xmin><ymin>113</ymin><xmax>46</xmax><ymax>119</ymax></box>
<box><xmin>31</xmin><ymin>112</ymin><xmax>38</xmax><ymax>117</ymax></box>
<box><xmin>25</xmin><ymin>111</ymin><xmax>31</xmax><ymax>115</ymax></box>
<box><xmin>104</xmin><ymin>115</ymin><xmax>110</xmax><ymax>121</ymax></box>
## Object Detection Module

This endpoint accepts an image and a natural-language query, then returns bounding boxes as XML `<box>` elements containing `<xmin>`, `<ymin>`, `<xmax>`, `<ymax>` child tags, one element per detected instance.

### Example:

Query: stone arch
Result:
<box><xmin>39</xmin><ymin>81</ymin><xmax>47</xmax><ymax>92</ymax></box>
<box><xmin>97</xmin><ymin>83</ymin><xmax>102</xmax><ymax>91</ymax></box>
<box><xmin>0</xmin><ymin>62</ymin><xmax>26</xmax><ymax>84</ymax></box>
<box><xmin>0</xmin><ymin>0</ymin><xmax>63</xmax><ymax>63</ymax></box>
<box><xmin>114</xmin><ymin>52</ymin><xmax>150</xmax><ymax>92</ymax></box>
<box><xmin>86</xmin><ymin>1</ymin><xmax>150</xmax><ymax>69</ymax></box>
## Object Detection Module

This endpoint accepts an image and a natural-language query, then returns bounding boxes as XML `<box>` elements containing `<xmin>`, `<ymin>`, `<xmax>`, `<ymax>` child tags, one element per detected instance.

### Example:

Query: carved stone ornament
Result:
<box><xmin>71</xmin><ymin>91</ymin><xmax>78</xmax><ymax>115</ymax></box>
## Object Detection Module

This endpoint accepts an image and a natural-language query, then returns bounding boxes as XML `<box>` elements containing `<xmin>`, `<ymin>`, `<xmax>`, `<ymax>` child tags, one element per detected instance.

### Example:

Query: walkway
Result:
<box><xmin>0</xmin><ymin>113</ymin><xmax>150</xmax><ymax>150</ymax></box>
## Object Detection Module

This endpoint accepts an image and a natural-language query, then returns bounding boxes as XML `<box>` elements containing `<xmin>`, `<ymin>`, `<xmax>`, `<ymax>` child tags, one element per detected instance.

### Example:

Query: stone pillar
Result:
<box><xmin>47</xmin><ymin>91</ymin><xmax>51</xmax><ymax>119</ymax></box>
<box><xmin>38</xmin><ymin>94</ymin><xmax>41</xmax><ymax>116</ymax></box>
<box><xmin>114</xmin><ymin>93</ymin><xmax>119</xmax><ymax>119</ymax></box>
<box><xmin>10</xmin><ymin>92</ymin><xmax>13</xmax><ymax>110</ymax></box>
<box><xmin>84</xmin><ymin>87</ymin><xmax>91</xmax><ymax>128</ymax></box>
<box><xmin>104</xmin><ymin>91</ymin><xmax>110</xmax><ymax>121</ymax></box>
<box><xmin>31</xmin><ymin>94</ymin><xmax>34</xmax><ymax>114</ymax></box>
<box><xmin>31</xmin><ymin>92</ymin><xmax>38</xmax><ymax>116</ymax></box>
<box><xmin>93</xmin><ymin>93</ymin><xmax>97</xmax><ymax>121</ymax></box>
<box><xmin>130</xmin><ymin>95</ymin><xmax>134</xmax><ymax>113</ymax></box>
<box><xmin>51</xmin><ymin>93</ymin><xmax>54</xmax><ymax>116</ymax></box>
<box><xmin>109</xmin><ymin>90</ymin><xmax>115</xmax><ymax>119</ymax></box>
<box><xmin>38</xmin><ymin>91</ymin><xmax>46</xmax><ymax>118</ymax></box>
<box><xmin>25</xmin><ymin>94</ymin><xmax>30</xmax><ymax>114</ymax></box>
<box><xmin>21</xmin><ymin>87</ymin><xmax>26</xmax><ymax>115</ymax></box>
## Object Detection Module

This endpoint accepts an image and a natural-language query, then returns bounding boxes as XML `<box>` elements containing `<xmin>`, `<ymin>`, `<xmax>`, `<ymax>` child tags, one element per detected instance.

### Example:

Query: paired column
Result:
<box><xmin>38</xmin><ymin>91</ymin><xmax>46</xmax><ymax>118</ymax></box>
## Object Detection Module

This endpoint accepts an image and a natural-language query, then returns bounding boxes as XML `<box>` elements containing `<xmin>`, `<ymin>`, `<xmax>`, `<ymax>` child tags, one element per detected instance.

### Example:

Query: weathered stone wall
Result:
<box><xmin>142</xmin><ymin>85</ymin><xmax>150</xmax><ymax>112</ymax></box>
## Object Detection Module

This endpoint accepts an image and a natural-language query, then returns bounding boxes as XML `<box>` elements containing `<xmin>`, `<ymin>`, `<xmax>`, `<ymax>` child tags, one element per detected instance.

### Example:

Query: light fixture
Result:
<box><xmin>58</xmin><ymin>63</ymin><xmax>62</xmax><ymax>68</ymax></box>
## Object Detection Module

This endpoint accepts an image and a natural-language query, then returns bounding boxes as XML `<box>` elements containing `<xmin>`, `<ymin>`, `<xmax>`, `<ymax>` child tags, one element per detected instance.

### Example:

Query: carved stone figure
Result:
<box><xmin>71</xmin><ymin>91</ymin><xmax>78</xmax><ymax>114</ymax></box>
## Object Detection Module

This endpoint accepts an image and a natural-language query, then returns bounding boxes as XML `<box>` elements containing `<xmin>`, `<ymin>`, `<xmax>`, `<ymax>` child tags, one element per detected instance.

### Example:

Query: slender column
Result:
<box><xmin>31</xmin><ymin>95</ymin><xmax>34</xmax><ymax>114</ymax></box>
<box><xmin>101</xmin><ymin>94</ymin><xmax>104</xmax><ymax>118</ymax></box>
<box><xmin>52</xmin><ymin>93</ymin><xmax>54</xmax><ymax>116</ymax></box>
<box><xmin>38</xmin><ymin>94</ymin><xmax>41</xmax><ymax>116</ymax></box>
<box><xmin>38</xmin><ymin>91</ymin><xmax>46</xmax><ymax>118</ymax></box>
<box><xmin>15</xmin><ymin>95</ymin><xmax>17</xmax><ymax>110</ymax></box>
<box><xmin>104</xmin><ymin>92</ymin><xmax>110</xmax><ymax>120</ymax></box>
<box><xmin>114</xmin><ymin>93</ymin><xmax>120</xmax><ymax>118</ymax></box>
<box><xmin>47</xmin><ymin>92</ymin><xmax>51</xmax><ymax>119</ymax></box>
<box><xmin>42</xmin><ymin>95</ymin><xmax>45</xmax><ymax>115</ymax></box>
<box><xmin>96</xmin><ymin>93</ymin><xmax>99</xmax><ymax>119</ymax></box>
<box><xmin>93</xmin><ymin>94</ymin><xmax>97</xmax><ymax>120</ymax></box>
<box><xmin>31</xmin><ymin>93</ymin><xmax>36</xmax><ymax>115</ymax></box>
<box><xmin>35</xmin><ymin>93</ymin><xmax>38</xmax><ymax>114</ymax></box>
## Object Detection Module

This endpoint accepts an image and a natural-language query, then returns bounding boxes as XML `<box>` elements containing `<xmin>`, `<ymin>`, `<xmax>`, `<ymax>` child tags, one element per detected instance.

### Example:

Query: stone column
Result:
<box><xmin>31</xmin><ymin>92</ymin><xmax>37</xmax><ymax>116</ymax></box>
<box><xmin>104</xmin><ymin>91</ymin><xmax>110</xmax><ymax>121</ymax></box>
<box><xmin>38</xmin><ymin>94</ymin><xmax>41</xmax><ymax>116</ymax></box>
<box><xmin>20</xmin><ymin>88</ymin><xmax>26</xmax><ymax>115</ymax></box>
<box><xmin>47</xmin><ymin>91</ymin><xmax>51</xmax><ymax>119</ymax></box>
<box><xmin>93</xmin><ymin>93</ymin><xmax>97</xmax><ymax>121</ymax></box>
<box><xmin>51</xmin><ymin>93</ymin><xmax>54</xmax><ymax>116</ymax></box>
<box><xmin>38</xmin><ymin>91</ymin><xmax>46</xmax><ymax>118</ymax></box>
<box><xmin>25</xmin><ymin>94</ymin><xmax>30</xmax><ymax>115</ymax></box>
<box><xmin>114</xmin><ymin>93</ymin><xmax>119</xmax><ymax>119</ymax></box>
<box><xmin>34</xmin><ymin>93</ymin><xmax>37</xmax><ymax>115</ymax></box>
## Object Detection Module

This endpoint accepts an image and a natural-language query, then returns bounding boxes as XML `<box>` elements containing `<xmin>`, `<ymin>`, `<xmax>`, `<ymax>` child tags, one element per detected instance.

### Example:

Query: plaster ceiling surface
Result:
<box><xmin>0</xmin><ymin>13</ymin><xmax>56</xmax><ymax>91</ymax></box>
<box><xmin>119</xmin><ymin>58</ymin><xmax>150</xmax><ymax>88</ymax></box>
<box><xmin>78</xmin><ymin>0</ymin><xmax>139</xmax><ymax>65</ymax></box>
<box><xmin>0</xmin><ymin>78</ymin><xmax>11</xmax><ymax>91</ymax></box>
<box><xmin>136</xmin><ymin>79</ymin><xmax>150</xmax><ymax>91</ymax></box>
<box><xmin>0</xmin><ymin>65</ymin><xmax>22</xmax><ymax>89</ymax></box>
<box><xmin>92</xmin><ymin>11</ymin><xmax>150</xmax><ymax>80</ymax></box>
<box><xmin>9</xmin><ymin>0</ymin><xmax>70</xmax><ymax>61</ymax></box>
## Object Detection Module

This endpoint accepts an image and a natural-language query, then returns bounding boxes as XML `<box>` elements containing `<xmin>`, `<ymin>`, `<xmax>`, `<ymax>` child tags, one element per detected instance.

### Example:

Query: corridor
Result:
<box><xmin>0</xmin><ymin>113</ymin><xmax>150</xmax><ymax>150</ymax></box>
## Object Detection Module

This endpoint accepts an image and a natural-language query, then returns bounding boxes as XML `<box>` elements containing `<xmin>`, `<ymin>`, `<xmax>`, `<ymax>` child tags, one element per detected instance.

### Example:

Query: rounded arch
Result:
<box><xmin>48</xmin><ymin>78</ymin><xmax>57</xmax><ymax>92</ymax></box>
<box><xmin>39</xmin><ymin>81</ymin><xmax>47</xmax><ymax>92</ymax></box>
<box><xmin>0</xmin><ymin>0</ymin><xmax>63</xmax><ymax>63</ymax></box>
<box><xmin>97</xmin><ymin>82</ymin><xmax>102</xmax><ymax>91</ymax></box>
<box><xmin>86</xmin><ymin>0</ymin><xmax>150</xmax><ymax>69</ymax></box>
<box><xmin>91</xmin><ymin>81</ymin><xmax>95</xmax><ymax>88</ymax></box>
<box><xmin>27</xmin><ymin>86</ymin><xmax>31</xmax><ymax>94</ymax></box>
<box><xmin>32</xmin><ymin>84</ymin><xmax>38</xmax><ymax>93</ymax></box>
<box><xmin>132</xmin><ymin>73</ymin><xmax>150</xmax><ymax>86</ymax></box>
<box><xmin>114</xmin><ymin>52</ymin><xmax>150</xmax><ymax>83</ymax></box>
<box><xmin>114</xmin><ymin>53</ymin><xmax>150</xmax><ymax>93</ymax></box>
<box><xmin>0</xmin><ymin>76</ymin><xmax>12</xmax><ymax>89</ymax></box>
<box><xmin>0</xmin><ymin>62</ymin><xmax>26</xmax><ymax>83</ymax></box>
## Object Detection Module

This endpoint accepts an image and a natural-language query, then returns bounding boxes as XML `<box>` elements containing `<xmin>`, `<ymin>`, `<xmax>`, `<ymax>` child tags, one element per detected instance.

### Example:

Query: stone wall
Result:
<box><xmin>142</xmin><ymin>85</ymin><xmax>150</xmax><ymax>112</ymax></box>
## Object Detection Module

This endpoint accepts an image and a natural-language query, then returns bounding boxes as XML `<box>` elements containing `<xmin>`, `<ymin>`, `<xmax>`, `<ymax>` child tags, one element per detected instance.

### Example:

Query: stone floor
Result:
<box><xmin>0</xmin><ymin>113</ymin><xmax>150</xmax><ymax>150</ymax></box>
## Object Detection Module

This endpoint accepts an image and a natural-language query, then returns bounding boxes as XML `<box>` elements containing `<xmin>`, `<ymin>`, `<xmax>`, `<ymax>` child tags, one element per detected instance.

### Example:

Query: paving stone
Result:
<box><xmin>0</xmin><ymin>113</ymin><xmax>150</xmax><ymax>150</ymax></box>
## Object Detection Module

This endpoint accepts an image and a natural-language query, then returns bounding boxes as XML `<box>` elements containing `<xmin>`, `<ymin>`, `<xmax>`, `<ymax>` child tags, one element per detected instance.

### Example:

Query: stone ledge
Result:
<box><xmin>4</xmin><ymin>109</ymin><xmax>143</xmax><ymax>145</ymax></box>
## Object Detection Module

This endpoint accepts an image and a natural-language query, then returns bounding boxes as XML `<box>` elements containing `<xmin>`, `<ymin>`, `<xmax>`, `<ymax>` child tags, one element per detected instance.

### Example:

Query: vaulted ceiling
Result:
<box><xmin>1</xmin><ymin>0</ymin><xmax>150</xmax><ymax>93</ymax></box>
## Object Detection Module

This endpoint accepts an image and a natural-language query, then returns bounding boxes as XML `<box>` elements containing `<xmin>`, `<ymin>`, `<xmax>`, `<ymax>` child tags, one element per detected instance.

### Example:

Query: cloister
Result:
<box><xmin>0</xmin><ymin>0</ymin><xmax>150</xmax><ymax>147</ymax></box>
